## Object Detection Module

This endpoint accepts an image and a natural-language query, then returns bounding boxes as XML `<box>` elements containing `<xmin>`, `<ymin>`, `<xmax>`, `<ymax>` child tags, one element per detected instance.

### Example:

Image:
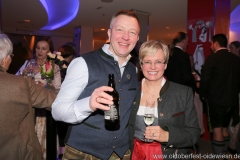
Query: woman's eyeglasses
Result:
<box><xmin>141</xmin><ymin>60</ymin><xmax>166</xmax><ymax>67</ymax></box>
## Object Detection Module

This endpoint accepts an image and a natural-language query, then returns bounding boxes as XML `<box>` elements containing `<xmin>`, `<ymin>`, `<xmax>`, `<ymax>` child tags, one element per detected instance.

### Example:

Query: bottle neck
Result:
<box><xmin>108</xmin><ymin>80</ymin><xmax>115</xmax><ymax>88</ymax></box>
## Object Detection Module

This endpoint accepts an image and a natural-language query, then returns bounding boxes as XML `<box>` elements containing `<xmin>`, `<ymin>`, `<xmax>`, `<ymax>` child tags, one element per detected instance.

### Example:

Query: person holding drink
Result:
<box><xmin>52</xmin><ymin>10</ymin><xmax>140</xmax><ymax>159</ymax></box>
<box><xmin>129</xmin><ymin>40</ymin><xmax>201</xmax><ymax>160</ymax></box>
<box><xmin>16</xmin><ymin>36</ymin><xmax>61</xmax><ymax>159</ymax></box>
<box><xmin>16</xmin><ymin>36</ymin><xmax>61</xmax><ymax>88</ymax></box>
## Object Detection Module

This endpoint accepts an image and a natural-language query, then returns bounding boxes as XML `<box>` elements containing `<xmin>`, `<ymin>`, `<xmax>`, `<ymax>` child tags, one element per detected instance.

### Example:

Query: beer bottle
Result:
<box><xmin>104</xmin><ymin>74</ymin><xmax>120</xmax><ymax>130</ymax></box>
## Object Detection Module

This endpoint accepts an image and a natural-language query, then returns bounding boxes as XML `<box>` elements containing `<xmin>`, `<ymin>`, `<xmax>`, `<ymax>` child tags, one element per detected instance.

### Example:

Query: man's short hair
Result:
<box><xmin>58</xmin><ymin>44</ymin><xmax>75</xmax><ymax>58</ymax></box>
<box><xmin>0</xmin><ymin>33</ymin><xmax>13</xmax><ymax>62</ymax></box>
<box><xmin>211</xmin><ymin>33</ymin><xmax>228</xmax><ymax>48</ymax></box>
<box><xmin>172</xmin><ymin>32</ymin><xmax>187</xmax><ymax>45</ymax></box>
<box><xmin>110</xmin><ymin>10</ymin><xmax>140</xmax><ymax>29</ymax></box>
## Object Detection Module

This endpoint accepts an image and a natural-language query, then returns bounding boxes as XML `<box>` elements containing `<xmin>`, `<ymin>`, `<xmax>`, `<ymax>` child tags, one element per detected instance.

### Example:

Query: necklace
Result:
<box><xmin>36</xmin><ymin>59</ymin><xmax>46</xmax><ymax>67</ymax></box>
<box><xmin>143</xmin><ymin>83</ymin><xmax>156</xmax><ymax>98</ymax></box>
<box><xmin>143</xmin><ymin>79</ymin><xmax>162</xmax><ymax>101</ymax></box>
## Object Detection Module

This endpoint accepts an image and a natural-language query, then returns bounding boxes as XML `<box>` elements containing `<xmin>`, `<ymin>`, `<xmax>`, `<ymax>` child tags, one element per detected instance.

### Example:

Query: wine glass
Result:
<box><xmin>143</xmin><ymin>100</ymin><xmax>155</xmax><ymax>142</ymax></box>
<box><xmin>27</xmin><ymin>60</ymin><xmax>37</xmax><ymax>79</ymax></box>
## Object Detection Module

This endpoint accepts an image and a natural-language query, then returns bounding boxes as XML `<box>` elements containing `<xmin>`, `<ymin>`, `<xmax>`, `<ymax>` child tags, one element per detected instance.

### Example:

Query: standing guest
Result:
<box><xmin>129</xmin><ymin>40</ymin><xmax>200</xmax><ymax>160</ymax></box>
<box><xmin>56</xmin><ymin>44</ymin><xmax>76</xmax><ymax>159</ymax></box>
<box><xmin>229</xmin><ymin>41</ymin><xmax>240</xmax><ymax>56</ymax></box>
<box><xmin>52</xmin><ymin>10</ymin><xmax>140</xmax><ymax>160</ymax></box>
<box><xmin>0</xmin><ymin>33</ymin><xmax>57</xmax><ymax>160</ymax></box>
<box><xmin>57</xmin><ymin>44</ymin><xmax>75</xmax><ymax>82</ymax></box>
<box><xmin>200</xmin><ymin>34</ymin><xmax>240</xmax><ymax>158</ymax></box>
<box><xmin>16</xmin><ymin>36</ymin><xmax>61</xmax><ymax>159</ymax></box>
<box><xmin>228</xmin><ymin>40</ymin><xmax>240</xmax><ymax>154</ymax></box>
<box><xmin>164</xmin><ymin>32</ymin><xmax>196</xmax><ymax>93</ymax></box>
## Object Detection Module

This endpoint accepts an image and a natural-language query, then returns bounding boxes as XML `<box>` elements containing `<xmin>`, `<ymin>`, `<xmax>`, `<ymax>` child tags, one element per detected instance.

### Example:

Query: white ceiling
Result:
<box><xmin>1</xmin><ymin>0</ymin><xmax>240</xmax><ymax>44</ymax></box>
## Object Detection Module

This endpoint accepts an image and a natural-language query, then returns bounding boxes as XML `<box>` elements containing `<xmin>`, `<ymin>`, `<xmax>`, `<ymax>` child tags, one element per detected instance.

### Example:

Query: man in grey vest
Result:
<box><xmin>52</xmin><ymin>10</ymin><xmax>140</xmax><ymax>160</ymax></box>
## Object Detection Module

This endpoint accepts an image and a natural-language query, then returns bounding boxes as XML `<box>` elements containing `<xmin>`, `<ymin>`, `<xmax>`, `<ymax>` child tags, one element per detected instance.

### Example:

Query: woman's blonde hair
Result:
<box><xmin>139</xmin><ymin>40</ymin><xmax>169</xmax><ymax>64</ymax></box>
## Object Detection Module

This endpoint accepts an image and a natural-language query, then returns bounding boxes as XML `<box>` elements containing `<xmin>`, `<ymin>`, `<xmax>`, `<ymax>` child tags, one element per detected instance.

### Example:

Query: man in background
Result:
<box><xmin>200</xmin><ymin>33</ymin><xmax>240</xmax><ymax>158</ymax></box>
<box><xmin>0</xmin><ymin>33</ymin><xmax>56</xmax><ymax>160</ymax></box>
<box><xmin>165</xmin><ymin>31</ymin><xmax>196</xmax><ymax>93</ymax></box>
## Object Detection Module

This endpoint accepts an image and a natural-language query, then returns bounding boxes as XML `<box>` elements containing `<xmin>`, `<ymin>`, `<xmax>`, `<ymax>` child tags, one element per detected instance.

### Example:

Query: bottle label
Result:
<box><xmin>104</xmin><ymin>104</ymin><xmax>118</xmax><ymax>120</ymax></box>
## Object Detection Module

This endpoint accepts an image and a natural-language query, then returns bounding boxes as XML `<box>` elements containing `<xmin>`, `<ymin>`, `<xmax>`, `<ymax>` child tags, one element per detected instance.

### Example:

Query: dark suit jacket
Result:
<box><xmin>200</xmin><ymin>49</ymin><xmax>240</xmax><ymax>107</ymax></box>
<box><xmin>129</xmin><ymin>80</ymin><xmax>201</xmax><ymax>160</ymax></box>
<box><xmin>165</xmin><ymin>47</ymin><xmax>196</xmax><ymax>92</ymax></box>
<box><xmin>0</xmin><ymin>66</ymin><xmax>57</xmax><ymax>160</ymax></box>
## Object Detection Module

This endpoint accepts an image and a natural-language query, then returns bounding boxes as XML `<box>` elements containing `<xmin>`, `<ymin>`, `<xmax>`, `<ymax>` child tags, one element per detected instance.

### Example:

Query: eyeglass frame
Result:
<box><xmin>141</xmin><ymin>60</ymin><xmax>166</xmax><ymax>67</ymax></box>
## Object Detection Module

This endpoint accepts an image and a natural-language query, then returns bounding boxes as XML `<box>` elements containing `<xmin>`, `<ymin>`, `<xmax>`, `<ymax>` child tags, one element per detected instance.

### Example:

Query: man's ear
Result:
<box><xmin>1</xmin><ymin>56</ymin><xmax>8</xmax><ymax>69</ymax></box>
<box><xmin>237</xmin><ymin>47</ymin><xmax>240</xmax><ymax>53</ymax></box>
<box><xmin>214</xmin><ymin>41</ymin><xmax>220</xmax><ymax>49</ymax></box>
<box><xmin>1</xmin><ymin>56</ymin><xmax>7</xmax><ymax>66</ymax></box>
<box><xmin>107</xmin><ymin>29</ymin><xmax>111</xmax><ymax>42</ymax></box>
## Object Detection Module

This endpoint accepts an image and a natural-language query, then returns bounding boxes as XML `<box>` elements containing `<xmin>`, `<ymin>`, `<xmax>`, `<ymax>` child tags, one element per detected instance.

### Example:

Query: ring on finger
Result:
<box><xmin>152</xmin><ymin>133</ymin><xmax>154</xmax><ymax>138</ymax></box>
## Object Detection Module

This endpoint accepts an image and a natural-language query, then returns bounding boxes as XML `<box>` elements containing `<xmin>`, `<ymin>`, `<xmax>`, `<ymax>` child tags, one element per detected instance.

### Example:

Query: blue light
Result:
<box><xmin>230</xmin><ymin>4</ymin><xmax>240</xmax><ymax>32</ymax></box>
<box><xmin>39</xmin><ymin>0</ymin><xmax>80</xmax><ymax>30</ymax></box>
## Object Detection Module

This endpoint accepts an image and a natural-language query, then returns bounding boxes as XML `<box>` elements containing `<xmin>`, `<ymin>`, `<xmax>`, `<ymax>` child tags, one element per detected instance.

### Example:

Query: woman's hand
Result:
<box><xmin>32</xmin><ymin>65</ymin><xmax>40</xmax><ymax>74</ymax></box>
<box><xmin>144</xmin><ymin>126</ymin><xmax>169</xmax><ymax>142</ymax></box>
<box><xmin>22</xmin><ymin>68</ymin><xmax>28</xmax><ymax>76</ymax></box>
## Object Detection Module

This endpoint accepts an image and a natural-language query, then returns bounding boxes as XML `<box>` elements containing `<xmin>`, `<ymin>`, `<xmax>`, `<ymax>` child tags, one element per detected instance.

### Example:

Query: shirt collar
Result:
<box><xmin>102</xmin><ymin>44</ymin><xmax>132</xmax><ymax>67</ymax></box>
<box><xmin>214</xmin><ymin>47</ymin><xmax>227</xmax><ymax>53</ymax></box>
<box><xmin>175</xmin><ymin>46</ymin><xmax>183</xmax><ymax>50</ymax></box>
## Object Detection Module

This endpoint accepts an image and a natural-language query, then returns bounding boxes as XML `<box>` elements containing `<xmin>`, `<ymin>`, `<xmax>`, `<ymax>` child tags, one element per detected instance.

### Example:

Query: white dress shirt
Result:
<box><xmin>52</xmin><ymin>44</ymin><xmax>131</xmax><ymax>124</ymax></box>
<box><xmin>175</xmin><ymin>45</ymin><xmax>183</xmax><ymax>50</ymax></box>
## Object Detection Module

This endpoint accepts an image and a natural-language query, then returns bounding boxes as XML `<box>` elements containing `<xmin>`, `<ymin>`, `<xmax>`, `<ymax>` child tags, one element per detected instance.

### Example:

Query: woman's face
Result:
<box><xmin>35</xmin><ymin>41</ymin><xmax>50</xmax><ymax>60</ymax></box>
<box><xmin>229</xmin><ymin>43</ymin><xmax>240</xmax><ymax>56</ymax></box>
<box><xmin>141</xmin><ymin>49</ymin><xmax>167</xmax><ymax>81</ymax></box>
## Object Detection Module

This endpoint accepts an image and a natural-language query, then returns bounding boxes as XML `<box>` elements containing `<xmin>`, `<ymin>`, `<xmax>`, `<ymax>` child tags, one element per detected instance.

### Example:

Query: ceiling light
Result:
<box><xmin>24</xmin><ymin>20</ymin><xmax>30</xmax><ymax>22</ymax></box>
<box><xmin>166</xmin><ymin>26</ymin><xmax>170</xmax><ymax>29</ymax></box>
<box><xmin>101</xmin><ymin>28</ymin><xmax>105</xmax><ymax>31</ymax></box>
<box><xmin>39</xmin><ymin>0</ymin><xmax>79</xmax><ymax>30</ymax></box>
<box><xmin>101</xmin><ymin>0</ymin><xmax>113</xmax><ymax>3</ymax></box>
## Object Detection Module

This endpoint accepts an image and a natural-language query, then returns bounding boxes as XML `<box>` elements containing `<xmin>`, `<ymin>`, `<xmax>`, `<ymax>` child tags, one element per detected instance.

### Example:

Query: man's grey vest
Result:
<box><xmin>65</xmin><ymin>49</ymin><xmax>138</xmax><ymax>159</ymax></box>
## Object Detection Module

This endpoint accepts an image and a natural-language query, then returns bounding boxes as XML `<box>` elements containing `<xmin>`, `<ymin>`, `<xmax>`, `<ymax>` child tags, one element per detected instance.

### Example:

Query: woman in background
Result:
<box><xmin>16</xmin><ymin>36</ymin><xmax>61</xmax><ymax>160</ymax></box>
<box><xmin>129</xmin><ymin>40</ymin><xmax>200</xmax><ymax>160</ymax></box>
<box><xmin>229</xmin><ymin>41</ymin><xmax>240</xmax><ymax>56</ymax></box>
<box><xmin>228</xmin><ymin>40</ymin><xmax>240</xmax><ymax>154</ymax></box>
<box><xmin>16</xmin><ymin>37</ymin><xmax>61</xmax><ymax>88</ymax></box>
<box><xmin>56</xmin><ymin>43</ymin><xmax>75</xmax><ymax>159</ymax></box>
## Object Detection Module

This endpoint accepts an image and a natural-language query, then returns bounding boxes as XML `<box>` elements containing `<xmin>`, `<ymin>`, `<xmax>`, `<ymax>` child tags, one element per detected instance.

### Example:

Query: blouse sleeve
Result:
<box><xmin>15</xmin><ymin>60</ymin><xmax>29</xmax><ymax>75</ymax></box>
<box><xmin>52</xmin><ymin>64</ymin><xmax>61</xmax><ymax>90</ymax></box>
